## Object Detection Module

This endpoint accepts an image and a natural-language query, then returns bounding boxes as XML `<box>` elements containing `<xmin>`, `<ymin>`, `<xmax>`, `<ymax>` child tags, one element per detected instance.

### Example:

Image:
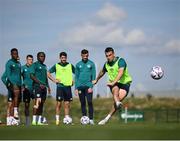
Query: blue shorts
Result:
<box><xmin>56</xmin><ymin>86</ymin><xmax>72</xmax><ymax>102</ymax></box>
<box><xmin>109</xmin><ymin>83</ymin><xmax>130</xmax><ymax>94</ymax></box>
<box><xmin>35</xmin><ymin>87</ymin><xmax>47</xmax><ymax>101</ymax></box>
<box><xmin>23</xmin><ymin>88</ymin><xmax>35</xmax><ymax>103</ymax></box>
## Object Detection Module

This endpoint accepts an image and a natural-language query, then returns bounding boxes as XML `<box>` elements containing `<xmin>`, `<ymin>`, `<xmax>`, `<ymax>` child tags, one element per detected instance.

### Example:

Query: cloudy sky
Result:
<box><xmin>0</xmin><ymin>0</ymin><xmax>180</xmax><ymax>97</ymax></box>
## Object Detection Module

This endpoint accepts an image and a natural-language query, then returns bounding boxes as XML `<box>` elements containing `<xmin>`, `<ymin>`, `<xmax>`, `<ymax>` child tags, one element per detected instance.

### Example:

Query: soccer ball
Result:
<box><xmin>11</xmin><ymin>118</ymin><xmax>19</xmax><ymax>126</ymax></box>
<box><xmin>63</xmin><ymin>116</ymin><xmax>72</xmax><ymax>124</ymax></box>
<box><xmin>80</xmin><ymin>116</ymin><xmax>90</xmax><ymax>125</ymax></box>
<box><xmin>150</xmin><ymin>66</ymin><xmax>164</xmax><ymax>80</ymax></box>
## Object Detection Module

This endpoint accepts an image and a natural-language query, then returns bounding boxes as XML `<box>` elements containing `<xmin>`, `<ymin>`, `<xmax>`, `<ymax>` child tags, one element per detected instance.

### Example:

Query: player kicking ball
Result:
<box><xmin>93</xmin><ymin>47</ymin><xmax>132</xmax><ymax>125</ymax></box>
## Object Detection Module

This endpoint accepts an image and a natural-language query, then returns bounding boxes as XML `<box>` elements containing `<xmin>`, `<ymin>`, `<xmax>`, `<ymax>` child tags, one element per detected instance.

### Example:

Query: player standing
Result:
<box><xmin>30</xmin><ymin>52</ymin><xmax>51</xmax><ymax>125</ymax></box>
<box><xmin>21</xmin><ymin>55</ymin><xmax>34</xmax><ymax>125</ymax></box>
<box><xmin>1</xmin><ymin>48</ymin><xmax>22</xmax><ymax>125</ymax></box>
<box><xmin>75</xmin><ymin>49</ymin><xmax>96</xmax><ymax>125</ymax></box>
<box><xmin>47</xmin><ymin>52</ymin><xmax>75</xmax><ymax>125</ymax></box>
<box><xmin>93</xmin><ymin>47</ymin><xmax>132</xmax><ymax>125</ymax></box>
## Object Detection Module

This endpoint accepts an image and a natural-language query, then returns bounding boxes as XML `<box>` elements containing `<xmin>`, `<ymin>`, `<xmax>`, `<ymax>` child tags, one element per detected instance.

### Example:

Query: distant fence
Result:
<box><xmin>119</xmin><ymin>108</ymin><xmax>180</xmax><ymax>123</ymax></box>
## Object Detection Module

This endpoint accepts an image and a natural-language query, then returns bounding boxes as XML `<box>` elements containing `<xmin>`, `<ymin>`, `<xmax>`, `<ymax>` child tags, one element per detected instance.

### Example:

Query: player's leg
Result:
<box><xmin>12</xmin><ymin>85</ymin><xmax>21</xmax><ymax>119</ymax></box>
<box><xmin>37</xmin><ymin>88</ymin><xmax>47</xmax><ymax>125</ymax></box>
<box><xmin>86</xmin><ymin>88</ymin><xmax>94</xmax><ymax>125</ymax></box>
<box><xmin>63</xmin><ymin>86</ymin><xmax>73</xmax><ymax>121</ymax></box>
<box><xmin>64</xmin><ymin>101</ymin><xmax>70</xmax><ymax>117</ymax></box>
<box><xmin>98</xmin><ymin>85</ymin><xmax>120</xmax><ymax>125</ymax></box>
<box><xmin>118</xmin><ymin>83</ymin><xmax>130</xmax><ymax>101</ymax></box>
<box><xmin>32</xmin><ymin>88</ymin><xmax>41</xmax><ymax>125</ymax></box>
<box><xmin>78</xmin><ymin>88</ymin><xmax>87</xmax><ymax>117</ymax></box>
<box><xmin>55</xmin><ymin>101</ymin><xmax>62</xmax><ymax>125</ymax></box>
<box><xmin>37</xmin><ymin>100</ymin><xmax>44</xmax><ymax>125</ymax></box>
<box><xmin>55</xmin><ymin>87</ymin><xmax>63</xmax><ymax>125</ymax></box>
<box><xmin>23</xmin><ymin>89</ymin><xmax>31</xmax><ymax>125</ymax></box>
<box><xmin>6</xmin><ymin>90</ymin><xmax>13</xmax><ymax>126</ymax></box>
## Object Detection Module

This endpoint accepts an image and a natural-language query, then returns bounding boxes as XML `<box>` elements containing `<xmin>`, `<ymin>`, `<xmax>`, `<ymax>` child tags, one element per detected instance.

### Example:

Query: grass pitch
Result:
<box><xmin>0</xmin><ymin>122</ymin><xmax>180</xmax><ymax>140</ymax></box>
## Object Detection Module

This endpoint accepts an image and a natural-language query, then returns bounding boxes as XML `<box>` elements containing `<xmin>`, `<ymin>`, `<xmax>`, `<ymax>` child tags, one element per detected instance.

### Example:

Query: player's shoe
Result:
<box><xmin>32</xmin><ymin>121</ymin><xmax>37</xmax><ymax>125</ymax></box>
<box><xmin>98</xmin><ymin>119</ymin><xmax>108</xmax><ymax>125</ymax></box>
<box><xmin>37</xmin><ymin>122</ymin><xmax>48</xmax><ymax>125</ymax></box>
<box><xmin>116</xmin><ymin>101</ymin><xmax>123</xmax><ymax>109</ymax></box>
<box><xmin>56</xmin><ymin>120</ymin><xmax>60</xmax><ymax>125</ymax></box>
<box><xmin>89</xmin><ymin>120</ymin><xmax>95</xmax><ymax>125</ymax></box>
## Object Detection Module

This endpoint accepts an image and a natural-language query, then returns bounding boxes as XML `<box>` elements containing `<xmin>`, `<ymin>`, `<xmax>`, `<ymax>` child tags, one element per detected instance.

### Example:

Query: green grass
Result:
<box><xmin>0</xmin><ymin>122</ymin><xmax>180</xmax><ymax>140</ymax></box>
<box><xmin>0</xmin><ymin>94</ymin><xmax>180</xmax><ymax>139</ymax></box>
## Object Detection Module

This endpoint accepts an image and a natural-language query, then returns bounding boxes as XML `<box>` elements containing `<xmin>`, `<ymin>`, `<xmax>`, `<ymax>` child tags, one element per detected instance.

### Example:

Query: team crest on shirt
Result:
<box><xmin>79</xmin><ymin>65</ymin><xmax>82</xmax><ymax>68</ymax></box>
<box><xmin>24</xmin><ymin>69</ymin><xmax>27</xmax><ymax>72</ymax></box>
<box><xmin>12</xmin><ymin>64</ymin><xmax>15</xmax><ymax>67</ymax></box>
<box><xmin>39</xmin><ymin>66</ymin><xmax>42</xmax><ymax>69</ymax></box>
<box><xmin>87</xmin><ymin>64</ymin><xmax>91</xmax><ymax>68</ymax></box>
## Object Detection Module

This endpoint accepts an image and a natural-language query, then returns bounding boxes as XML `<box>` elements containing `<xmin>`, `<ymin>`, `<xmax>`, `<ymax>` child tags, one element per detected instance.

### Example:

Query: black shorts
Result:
<box><xmin>56</xmin><ymin>86</ymin><xmax>72</xmax><ymax>102</ymax></box>
<box><xmin>23</xmin><ymin>88</ymin><xmax>35</xmax><ymax>103</ymax></box>
<box><xmin>7</xmin><ymin>87</ymin><xmax>22</xmax><ymax>102</ymax></box>
<box><xmin>109</xmin><ymin>83</ymin><xmax>130</xmax><ymax>94</ymax></box>
<box><xmin>7</xmin><ymin>89</ymin><xmax>13</xmax><ymax>102</ymax></box>
<box><xmin>35</xmin><ymin>87</ymin><xmax>47</xmax><ymax>101</ymax></box>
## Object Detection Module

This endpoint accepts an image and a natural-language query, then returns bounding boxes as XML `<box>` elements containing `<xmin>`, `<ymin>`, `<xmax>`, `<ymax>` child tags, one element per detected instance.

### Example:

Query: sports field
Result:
<box><xmin>0</xmin><ymin>95</ymin><xmax>180</xmax><ymax>140</ymax></box>
<box><xmin>0</xmin><ymin>122</ymin><xmax>180</xmax><ymax>140</ymax></box>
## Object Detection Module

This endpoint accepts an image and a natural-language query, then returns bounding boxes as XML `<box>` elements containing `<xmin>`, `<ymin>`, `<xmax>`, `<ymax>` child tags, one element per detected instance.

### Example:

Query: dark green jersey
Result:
<box><xmin>49</xmin><ymin>62</ymin><xmax>75</xmax><ymax>87</ymax></box>
<box><xmin>5</xmin><ymin>59</ymin><xmax>22</xmax><ymax>86</ymax></box>
<box><xmin>1</xmin><ymin>72</ymin><xmax>10</xmax><ymax>87</ymax></box>
<box><xmin>30</xmin><ymin>61</ymin><xmax>48</xmax><ymax>88</ymax></box>
<box><xmin>75</xmin><ymin>59</ymin><xmax>96</xmax><ymax>89</ymax></box>
<box><xmin>21</xmin><ymin>64</ymin><xmax>33</xmax><ymax>90</ymax></box>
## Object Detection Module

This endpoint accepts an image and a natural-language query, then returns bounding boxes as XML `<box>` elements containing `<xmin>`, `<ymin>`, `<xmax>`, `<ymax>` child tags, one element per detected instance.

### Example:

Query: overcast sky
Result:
<box><xmin>0</xmin><ymin>0</ymin><xmax>180</xmax><ymax>97</ymax></box>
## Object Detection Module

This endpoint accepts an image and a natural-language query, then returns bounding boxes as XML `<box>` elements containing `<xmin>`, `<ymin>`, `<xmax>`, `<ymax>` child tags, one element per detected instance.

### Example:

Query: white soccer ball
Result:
<box><xmin>80</xmin><ymin>116</ymin><xmax>90</xmax><ymax>125</ymax></box>
<box><xmin>11</xmin><ymin>118</ymin><xmax>19</xmax><ymax>126</ymax></box>
<box><xmin>63</xmin><ymin>116</ymin><xmax>72</xmax><ymax>124</ymax></box>
<box><xmin>150</xmin><ymin>66</ymin><xmax>164</xmax><ymax>80</ymax></box>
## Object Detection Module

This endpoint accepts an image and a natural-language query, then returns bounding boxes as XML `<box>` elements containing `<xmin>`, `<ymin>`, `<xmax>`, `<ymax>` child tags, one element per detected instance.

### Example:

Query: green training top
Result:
<box><xmin>103</xmin><ymin>57</ymin><xmax>132</xmax><ymax>84</ymax></box>
<box><xmin>75</xmin><ymin>59</ymin><xmax>96</xmax><ymax>89</ymax></box>
<box><xmin>21</xmin><ymin>64</ymin><xmax>33</xmax><ymax>90</ymax></box>
<box><xmin>49</xmin><ymin>62</ymin><xmax>75</xmax><ymax>87</ymax></box>
<box><xmin>1</xmin><ymin>72</ymin><xmax>10</xmax><ymax>87</ymax></box>
<box><xmin>30</xmin><ymin>61</ymin><xmax>48</xmax><ymax>88</ymax></box>
<box><xmin>5</xmin><ymin>59</ymin><xmax>22</xmax><ymax>87</ymax></box>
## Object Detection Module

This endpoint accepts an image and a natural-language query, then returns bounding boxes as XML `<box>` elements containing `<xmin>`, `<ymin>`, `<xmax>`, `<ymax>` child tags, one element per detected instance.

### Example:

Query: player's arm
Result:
<box><xmin>47</xmin><ymin>72</ymin><xmax>58</xmax><ymax>83</ymax></box>
<box><xmin>1</xmin><ymin>72</ymin><xmax>9</xmax><ymax>88</ymax></box>
<box><xmin>92</xmin><ymin>65</ymin><xmax>106</xmax><ymax>85</ymax></box>
<box><xmin>21</xmin><ymin>67</ymin><xmax>25</xmax><ymax>91</ymax></box>
<box><xmin>30</xmin><ymin>64</ymin><xmax>44</xmax><ymax>86</ymax></box>
<box><xmin>47</xmin><ymin>65</ymin><xmax>59</xmax><ymax>83</ymax></box>
<box><xmin>91</xmin><ymin>62</ymin><xmax>96</xmax><ymax>82</ymax></box>
<box><xmin>46</xmin><ymin>76</ymin><xmax>51</xmax><ymax>94</ymax></box>
<box><xmin>75</xmin><ymin>64</ymin><xmax>80</xmax><ymax>89</ymax></box>
<box><xmin>5</xmin><ymin>62</ymin><xmax>13</xmax><ymax>86</ymax></box>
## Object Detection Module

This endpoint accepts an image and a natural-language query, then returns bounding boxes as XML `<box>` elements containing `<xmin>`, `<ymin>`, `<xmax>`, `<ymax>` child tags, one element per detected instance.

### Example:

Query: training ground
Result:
<box><xmin>0</xmin><ymin>94</ymin><xmax>180</xmax><ymax>140</ymax></box>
